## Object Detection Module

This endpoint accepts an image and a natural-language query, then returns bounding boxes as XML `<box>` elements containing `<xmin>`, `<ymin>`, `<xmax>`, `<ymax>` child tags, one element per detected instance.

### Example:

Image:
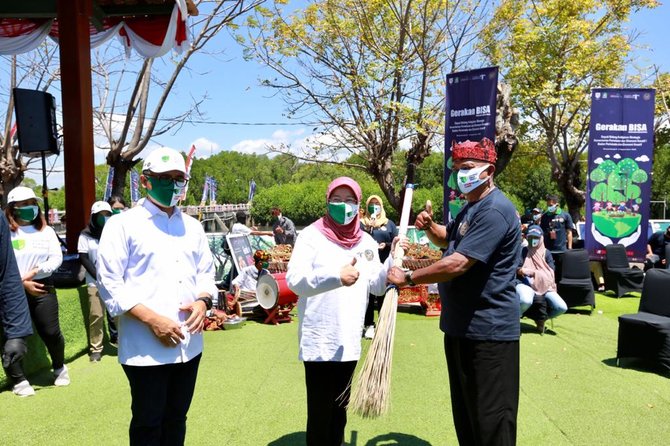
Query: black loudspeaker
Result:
<box><xmin>13</xmin><ymin>88</ymin><xmax>59</xmax><ymax>156</ymax></box>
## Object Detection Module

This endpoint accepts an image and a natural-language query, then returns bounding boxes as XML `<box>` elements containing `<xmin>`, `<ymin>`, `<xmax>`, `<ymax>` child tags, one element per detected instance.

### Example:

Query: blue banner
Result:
<box><xmin>103</xmin><ymin>166</ymin><xmax>114</xmax><ymax>202</ymax></box>
<box><xmin>209</xmin><ymin>177</ymin><xmax>217</xmax><ymax>204</ymax></box>
<box><xmin>200</xmin><ymin>175</ymin><xmax>210</xmax><ymax>205</ymax></box>
<box><xmin>443</xmin><ymin>67</ymin><xmax>498</xmax><ymax>221</ymax></box>
<box><xmin>585</xmin><ymin>88</ymin><xmax>655</xmax><ymax>262</ymax></box>
<box><xmin>130</xmin><ymin>170</ymin><xmax>140</xmax><ymax>205</ymax></box>
<box><xmin>248</xmin><ymin>179</ymin><xmax>257</xmax><ymax>202</ymax></box>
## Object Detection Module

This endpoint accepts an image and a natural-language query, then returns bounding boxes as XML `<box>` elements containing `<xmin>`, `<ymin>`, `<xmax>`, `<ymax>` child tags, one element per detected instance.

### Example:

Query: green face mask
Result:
<box><xmin>15</xmin><ymin>205</ymin><xmax>39</xmax><ymax>222</ymax></box>
<box><xmin>147</xmin><ymin>177</ymin><xmax>185</xmax><ymax>208</ymax></box>
<box><xmin>328</xmin><ymin>202</ymin><xmax>358</xmax><ymax>225</ymax></box>
<box><xmin>367</xmin><ymin>204</ymin><xmax>381</xmax><ymax>215</ymax></box>
<box><xmin>262</xmin><ymin>261</ymin><xmax>269</xmax><ymax>269</ymax></box>
<box><xmin>95</xmin><ymin>214</ymin><xmax>109</xmax><ymax>228</ymax></box>
<box><xmin>112</xmin><ymin>209</ymin><xmax>122</xmax><ymax>215</ymax></box>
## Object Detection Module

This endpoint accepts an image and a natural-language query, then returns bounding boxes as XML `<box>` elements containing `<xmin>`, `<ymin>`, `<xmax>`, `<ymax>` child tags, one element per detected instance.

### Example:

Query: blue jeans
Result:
<box><xmin>516</xmin><ymin>283</ymin><xmax>567</xmax><ymax>319</ymax></box>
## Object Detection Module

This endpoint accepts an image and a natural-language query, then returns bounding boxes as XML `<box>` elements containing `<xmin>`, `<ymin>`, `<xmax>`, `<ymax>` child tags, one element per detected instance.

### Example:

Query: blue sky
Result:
<box><xmin>20</xmin><ymin>2</ymin><xmax>670</xmax><ymax>187</ymax></box>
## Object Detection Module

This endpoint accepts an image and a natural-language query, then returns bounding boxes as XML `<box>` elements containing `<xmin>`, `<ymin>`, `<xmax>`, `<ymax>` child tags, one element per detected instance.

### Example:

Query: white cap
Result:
<box><xmin>90</xmin><ymin>201</ymin><xmax>112</xmax><ymax>215</ymax></box>
<box><xmin>142</xmin><ymin>147</ymin><xmax>187</xmax><ymax>177</ymax></box>
<box><xmin>7</xmin><ymin>186</ymin><xmax>42</xmax><ymax>204</ymax></box>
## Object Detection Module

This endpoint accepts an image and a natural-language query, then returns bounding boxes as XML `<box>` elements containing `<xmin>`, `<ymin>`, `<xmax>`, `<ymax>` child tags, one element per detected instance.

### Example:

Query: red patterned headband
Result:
<box><xmin>451</xmin><ymin>138</ymin><xmax>497</xmax><ymax>163</ymax></box>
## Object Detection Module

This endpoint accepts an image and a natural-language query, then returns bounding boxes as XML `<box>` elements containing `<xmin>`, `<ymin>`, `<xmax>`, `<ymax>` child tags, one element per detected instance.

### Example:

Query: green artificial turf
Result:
<box><xmin>1</xmin><ymin>292</ymin><xmax>668</xmax><ymax>445</ymax></box>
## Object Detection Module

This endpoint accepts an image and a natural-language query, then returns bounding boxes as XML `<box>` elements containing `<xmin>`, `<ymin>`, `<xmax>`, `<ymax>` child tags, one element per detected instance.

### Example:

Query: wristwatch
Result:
<box><xmin>404</xmin><ymin>270</ymin><xmax>416</xmax><ymax>287</ymax></box>
<box><xmin>196</xmin><ymin>296</ymin><xmax>213</xmax><ymax>311</ymax></box>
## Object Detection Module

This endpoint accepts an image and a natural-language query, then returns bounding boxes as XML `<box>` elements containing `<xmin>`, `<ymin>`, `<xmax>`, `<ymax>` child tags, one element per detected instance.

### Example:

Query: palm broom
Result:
<box><xmin>349</xmin><ymin>167</ymin><xmax>416</xmax><ymax>418</ymax></box>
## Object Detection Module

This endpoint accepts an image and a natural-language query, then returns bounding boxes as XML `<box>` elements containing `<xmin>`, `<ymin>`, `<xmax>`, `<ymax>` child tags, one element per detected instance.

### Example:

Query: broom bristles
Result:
<box><xmin>349</xmin><ymin>181</ymin><xmax>415</xmax><ymax>418</ymax></box>
<box><xmin>349</xmin><ymin>285</ymin><xmax>399</xmax><ymax>418</ymax></box>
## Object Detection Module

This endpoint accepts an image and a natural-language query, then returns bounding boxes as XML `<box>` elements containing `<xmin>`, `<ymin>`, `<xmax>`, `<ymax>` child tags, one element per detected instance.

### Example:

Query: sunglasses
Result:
<box><xmin>146</xmin><ymin>175</ymin><xmax>188</xmax><ymax>188</ymax></box>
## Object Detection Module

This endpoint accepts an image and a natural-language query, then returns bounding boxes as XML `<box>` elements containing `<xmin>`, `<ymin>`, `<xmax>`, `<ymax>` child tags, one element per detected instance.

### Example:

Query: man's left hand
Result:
<box><xmin>180</xmin><ymin>299</ymin><xmax>208</xmax><ymax>334</ymax></box>
<box><xmin>275</xmin><ymin>226</ymin><xmax>284</xmax><ymax>234</ymax></box>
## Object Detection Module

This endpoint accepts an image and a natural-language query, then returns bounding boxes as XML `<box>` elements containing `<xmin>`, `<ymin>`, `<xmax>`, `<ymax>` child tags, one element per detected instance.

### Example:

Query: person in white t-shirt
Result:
<box><xmin>97</xmin><ymin>147</ymin><xmax>217</xmax><ymax>446</ymax></box>
<box><xmin>78</xmin><ymin>201</ymin><xmax>112</xmax><ymax>362</ymax></box>
<box><xmin>229</xmin><ymin>249</ymin><xmax>271</xmax><ymax>317</ymax></box>
<box><xmin>230</xmin><ymin>211</ymin><xmax>272</xmax><ymax>237</ymax></box>
<box><xmin>286</xmin><ymin>176</ymin><xmax>396</xmax><ymax>446</ymax></box>
<box><xmin>3</xmin><ymin>186</ymin><xmax>66</xmax><ymax>397</ymax></box>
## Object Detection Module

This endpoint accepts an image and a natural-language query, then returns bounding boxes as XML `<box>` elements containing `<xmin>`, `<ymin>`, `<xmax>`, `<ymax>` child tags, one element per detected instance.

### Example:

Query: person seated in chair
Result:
<box><xmin>229</xmin><ymin>250</ymin><xmax>271</xmax><ymax>317</ymax></box>
<box><xmin>516</xmin><ymin>225</ymin><xmax>567</xmax><ymax>333</ymax></box>
<box><xmin>645</xmin><ymin>226</ymin><xmax>670</xmax><ymax>271</ymax></box>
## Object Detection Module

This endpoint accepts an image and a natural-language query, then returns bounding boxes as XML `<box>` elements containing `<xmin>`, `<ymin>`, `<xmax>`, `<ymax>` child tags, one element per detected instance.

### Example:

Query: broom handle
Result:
<box><xmin>392</xmin><ymin>170</ymin><xmax>416</xmax><ymax>268</ymax></box>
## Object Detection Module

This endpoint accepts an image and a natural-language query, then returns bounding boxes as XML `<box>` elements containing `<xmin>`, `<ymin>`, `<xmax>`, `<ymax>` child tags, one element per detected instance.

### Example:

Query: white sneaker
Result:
<box><xmin>12</xmin><ymin>380</ymin><xmax>36</xmax><ymax>397</ymax></box>
<box><xmin>364</xmin><ymin>325</ymin><xmax>375</xmax><ymax>339</ymax></box>
<box><xmin>53</xmin><ymin>365</ymin><xmax>70</xmax><ymax>386</ymax></box>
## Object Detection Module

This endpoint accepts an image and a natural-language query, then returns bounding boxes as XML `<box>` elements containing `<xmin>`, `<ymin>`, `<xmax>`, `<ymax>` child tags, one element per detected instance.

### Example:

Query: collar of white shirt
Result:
<box><xmin>141</xmin><ymin>197</ymin><xmax>182</xmax><ymax>219</ymax></box>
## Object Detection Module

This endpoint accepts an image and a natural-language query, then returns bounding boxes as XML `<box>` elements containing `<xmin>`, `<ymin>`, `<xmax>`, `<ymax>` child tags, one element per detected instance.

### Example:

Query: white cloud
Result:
<box><xmin>189</xmin><ymin>137</ymin><xmax>221</xmax><ymax>159</ymax></box>
<box><xmin>594</xmin><ymin>157</ymin><xmax>604</xmax><ymax>164</ymax></box>
<box><xmin>605</xmin><ymin>154</ymin><xmax>610</xmax><ymax>158</ymax></box>
<box><xmin>231</xmin><ymin>138</ymin><xmax>275</xmax><ymax>155</ymax></box>
<box><xmin>228</xmin><ymin>128</ymin><xmax>309</xmax><ymax>157</ymax></box>
<box><xmin>613</xmin><ymin>153</ymin><xmax>621</xmax><ymax>159</ymax></box>
<box><xmin>635</xmin><ymin>154</ymin><xmax>650</xmax><ymax>162</ymax></box>
<box><xmin>286</xmin><ymin>127</ymin><xmax>368</xmax><ymax>162</ymax></box>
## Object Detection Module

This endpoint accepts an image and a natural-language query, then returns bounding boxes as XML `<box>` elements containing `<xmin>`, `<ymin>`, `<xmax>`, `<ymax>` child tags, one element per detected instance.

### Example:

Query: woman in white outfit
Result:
<box><xmin>286</xmin><ymin>176</ymin><xmax>394</xmax><ymax>446</ymax></box>
<box><xmin>3</xmin><ymin>186</ymin><xmax>66</xmax><ymax>396</ymax></box>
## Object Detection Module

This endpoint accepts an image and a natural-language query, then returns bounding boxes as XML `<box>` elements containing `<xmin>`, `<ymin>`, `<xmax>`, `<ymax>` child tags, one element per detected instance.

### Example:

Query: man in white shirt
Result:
<box><xmin>97</xmin><ymin>147</ymin><xmax>217</xmax><ymax>446</ymax></box>
<box><xmin>231</xmin><ymin>211</ymin><xmax>272</xmax><ymax>237</ymax></box>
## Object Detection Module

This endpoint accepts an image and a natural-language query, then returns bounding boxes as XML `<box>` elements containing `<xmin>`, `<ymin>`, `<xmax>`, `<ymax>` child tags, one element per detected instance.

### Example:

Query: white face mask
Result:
<box><xmin>456</xmin><ymin>164</ymin><xmax>490</xmax><ymax>194</ymax></box>
<box><xmin>368</xmin><ymin>204</ymin><xmax>381</xmax><ymax>216</ymax></box>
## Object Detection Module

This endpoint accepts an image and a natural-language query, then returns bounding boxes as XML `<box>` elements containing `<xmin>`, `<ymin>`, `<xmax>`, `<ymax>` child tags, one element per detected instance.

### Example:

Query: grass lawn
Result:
<box><xmin>1</xmin><ymin>292</ymin><xmax>669</xmax><ymax>445</ymax></box>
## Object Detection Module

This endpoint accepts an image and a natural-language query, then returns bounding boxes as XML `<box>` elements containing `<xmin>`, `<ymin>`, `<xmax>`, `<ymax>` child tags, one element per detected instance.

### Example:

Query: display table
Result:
<box><xmin>398</xmin><ymin>285</ymin><xmax>441</xmax><ymax>317</ymax></box>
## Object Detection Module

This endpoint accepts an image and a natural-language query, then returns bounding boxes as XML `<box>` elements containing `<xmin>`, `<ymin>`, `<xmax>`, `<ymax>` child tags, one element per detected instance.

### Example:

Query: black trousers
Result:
<box><xmin>444</xmin><ymin>335</ymin><xmax>519</xmax><ymax>446</ymax></box>
<box><xmin>304</xmin><ymin>360</ymin><xmax>357</xmax><ymax>446</ymax></box>
<box><xmin>4</xmin><ymin>290</ymin><xmax>65</xmax><ymax>383</ymax></box>
<box><xmin>550</xmin><ymin>251</ymin><xmax>565</xmax><ymax>284</ymax></box>
<box><xmin>522</xmin><ymin>293</ymin><xmax>548</xmax><ymax>322</ymax></box>
<box><xmin>363</xmin><ymin>293</ymin><xmax>385</xmax><ymax>327</ymax></box>
<box><xmin>122</xmin><ymin>354</ymin><xmax>201</xmax><ymax>446</ymax></box>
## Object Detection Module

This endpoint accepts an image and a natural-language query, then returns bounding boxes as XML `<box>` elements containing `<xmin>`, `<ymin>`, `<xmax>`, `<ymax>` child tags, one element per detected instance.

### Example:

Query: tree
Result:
<box><xmin>496</xmin><ymin>145</ymin><xmax>558</xmax><ymax>212</ymax></box>
<box><xmin>0</xmin><ymin>46</ymin><xmax>60</xmax><ymax>204</ymax></box>
<box><xmin>481</xmin><ymin>0</ymin><xmax>658</xmax><ymax>222</ymax></box>
<box><xmin>650</xmin><ymin>71</ymin><xmax>670</xmax><ymax>218</ymax></box>
<box><xmin>654</xmin><ymin>69</ymin><xmax>670</xmax><ymax>135</ymax></box>
<box><xmin>94</xmin><ymin>0</ymin><xmax>265</xmax><ymax>197</ymax></box>
<box><xmin>243</xmin><ymin>0</ymin><xmax>494</xmax><ymax>214</ymax></box>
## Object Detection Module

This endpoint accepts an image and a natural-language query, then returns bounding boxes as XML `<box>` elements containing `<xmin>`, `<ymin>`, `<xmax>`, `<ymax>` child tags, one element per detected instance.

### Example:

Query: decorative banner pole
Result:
<box><xmin>180</xmin><ymin>144</ymin><xmax>196</xmax><ymax>203</ymax></box>
<box><xmin>200</xmin><ymin>175</ymin><xmax>210</xmax><ymax>206</ymax></box>
<box><xmin>130</xmin><ymin>170</ymin><xmax>140</xmax><ymax>206</ymax></box>
<box><xmin>350</xmin><ymin>165</ymin><xmax>416</xmax><ymax>418</ymax></box>
<box><xmin>103</xmin><ymin>166</ymin><xmax>114</xmax><ymax>202</ymax></box>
